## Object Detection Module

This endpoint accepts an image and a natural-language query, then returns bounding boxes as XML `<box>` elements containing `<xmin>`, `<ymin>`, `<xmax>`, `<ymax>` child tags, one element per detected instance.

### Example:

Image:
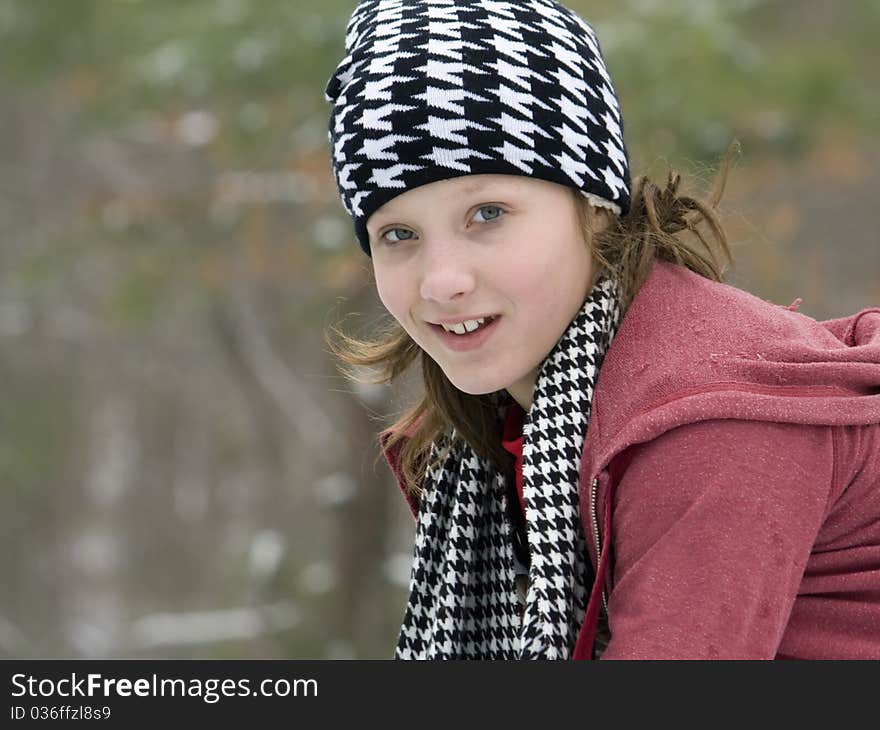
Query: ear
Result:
<box><xmin>571</xmin><ymin>187</ymin><xmax>615</xmax><ymax>241</ymax></box>
<box><xmin>587</xmin><ymin>206</ymin><xmax>615</xmax><ymax>237</ymax></box>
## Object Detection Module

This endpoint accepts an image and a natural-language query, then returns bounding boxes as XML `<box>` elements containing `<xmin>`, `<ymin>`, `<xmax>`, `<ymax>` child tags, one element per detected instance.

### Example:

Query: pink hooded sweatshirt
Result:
<box><xmin>381</xmin><ymin>260</ymin><xmax>880</xmax><ymax>659</ymax></box>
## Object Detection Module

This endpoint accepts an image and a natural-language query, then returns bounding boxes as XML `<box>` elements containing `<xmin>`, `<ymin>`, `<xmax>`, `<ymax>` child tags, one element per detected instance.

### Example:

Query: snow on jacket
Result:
<box><xmin>381</xmin><ymin>259</ymin><xmax>880</xmax><ymax>659</ymax></box>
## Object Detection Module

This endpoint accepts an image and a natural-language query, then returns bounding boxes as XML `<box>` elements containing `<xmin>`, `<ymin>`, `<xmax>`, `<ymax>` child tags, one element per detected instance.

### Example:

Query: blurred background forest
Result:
<box><xmin>1</xmin><ymin>0</ymin><xmax>877</xmax><ymax>659</ymax></box>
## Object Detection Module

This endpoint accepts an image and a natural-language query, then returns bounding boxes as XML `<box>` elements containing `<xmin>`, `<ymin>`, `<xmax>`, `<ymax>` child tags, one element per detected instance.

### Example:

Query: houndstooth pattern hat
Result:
<box><xmin>325</xmin><ymin>0</ymin><xmax>632</xmax><ymax>255</ymax></box>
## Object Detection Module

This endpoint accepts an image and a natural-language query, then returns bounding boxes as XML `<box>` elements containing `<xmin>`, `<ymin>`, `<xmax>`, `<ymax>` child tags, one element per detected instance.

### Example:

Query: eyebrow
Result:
<box><xmin>461</xmin><ymin>178</ymin><xmax>493</xmax><ymax>196</ymax></box>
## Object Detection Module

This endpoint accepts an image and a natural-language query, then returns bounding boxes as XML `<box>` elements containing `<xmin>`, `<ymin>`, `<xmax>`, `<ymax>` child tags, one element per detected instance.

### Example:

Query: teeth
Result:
<box><xmin>441</xmin><ymin>317</ymin><xmax>489</xmax><ymax>335</ymax></box>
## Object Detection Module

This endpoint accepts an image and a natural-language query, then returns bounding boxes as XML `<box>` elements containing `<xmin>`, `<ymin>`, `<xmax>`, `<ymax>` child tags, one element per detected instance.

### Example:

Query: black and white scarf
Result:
<box><xmin>395</xmin><ymin>273</ymin><xmax>622</xmax><ymax>659</ymax></box>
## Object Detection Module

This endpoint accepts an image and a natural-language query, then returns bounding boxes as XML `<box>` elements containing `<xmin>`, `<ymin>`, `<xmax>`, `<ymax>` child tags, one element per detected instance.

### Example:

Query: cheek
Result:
<box><xmin>512</xmin><ymin>236</ymin><xmax>592</xmax><ymax>316</ymax></box>
<box><xmin>373</xmin><ymin>267</ymin><xmax>410</xmax><ymax>324</ymax></box>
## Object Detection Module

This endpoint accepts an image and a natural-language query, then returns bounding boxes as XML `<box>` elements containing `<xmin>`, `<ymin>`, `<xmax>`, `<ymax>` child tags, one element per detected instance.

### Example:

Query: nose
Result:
<box><xmin>418</xmin><ymin>239</ymin><xmax>477</xmax><ymax>304</ymax></box>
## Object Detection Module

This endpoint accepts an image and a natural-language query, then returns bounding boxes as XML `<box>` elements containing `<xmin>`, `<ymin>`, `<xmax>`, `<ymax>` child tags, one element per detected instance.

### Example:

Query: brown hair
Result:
<box><xmin>325</xmin><ymin>147</ymin><xmax>736</xmax><ymax>499</ymax></box>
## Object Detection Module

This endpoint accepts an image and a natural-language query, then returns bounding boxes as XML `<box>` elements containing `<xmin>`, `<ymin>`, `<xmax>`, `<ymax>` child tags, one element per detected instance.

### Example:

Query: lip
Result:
<box><xmin>429</xmin><ymin>315</ymin><xmax>501</xmax><ymax>352</ymax></box>
<box><xmin>430</xmin><ymin>314</ymin><xmax>500</xmax><ymax>326</ymax></box>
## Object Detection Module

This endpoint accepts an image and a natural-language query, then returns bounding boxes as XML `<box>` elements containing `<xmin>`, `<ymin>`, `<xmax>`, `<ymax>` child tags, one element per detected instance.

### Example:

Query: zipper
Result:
<box><xmin>590</xmin><ymin>476</ymin><xmax>608</xmax><ymax>615</ymax></box>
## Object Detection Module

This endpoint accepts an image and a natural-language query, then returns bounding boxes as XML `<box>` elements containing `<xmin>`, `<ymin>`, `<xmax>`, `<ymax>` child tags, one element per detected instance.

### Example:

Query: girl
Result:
<box><xmin>324</xmin><ymin>0</ymin><xmax>880</xmax><ymax>659</ymax></box>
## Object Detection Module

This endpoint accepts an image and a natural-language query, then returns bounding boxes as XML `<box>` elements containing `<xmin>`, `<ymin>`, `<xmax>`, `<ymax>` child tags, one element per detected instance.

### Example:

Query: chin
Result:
<box><xmin>444</xmin><ymin>371</ymin><xmax>506</xmax><ymax>397</ymax></box>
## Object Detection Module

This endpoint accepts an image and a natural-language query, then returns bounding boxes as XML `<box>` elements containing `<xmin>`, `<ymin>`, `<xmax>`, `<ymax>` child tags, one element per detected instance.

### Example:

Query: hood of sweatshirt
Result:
<box><xmin>581</xmin><ymin>259</ymin><xmax>880</xmax><ymax>485</ymax></box>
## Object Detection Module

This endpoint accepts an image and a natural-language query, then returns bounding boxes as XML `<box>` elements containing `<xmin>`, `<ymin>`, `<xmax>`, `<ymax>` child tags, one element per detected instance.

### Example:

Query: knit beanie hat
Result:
<box><xmin>325</xmin><ymin>0</ymin><xmax>631</xmax><ymax>256</ymax></box>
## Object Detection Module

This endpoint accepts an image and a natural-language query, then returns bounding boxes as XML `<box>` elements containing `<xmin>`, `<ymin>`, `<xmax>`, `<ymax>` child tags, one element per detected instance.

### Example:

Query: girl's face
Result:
<box><xmin>368</xmin><ymin>174</ymin><xmax>598</xmax><ymax>410</ymax></box>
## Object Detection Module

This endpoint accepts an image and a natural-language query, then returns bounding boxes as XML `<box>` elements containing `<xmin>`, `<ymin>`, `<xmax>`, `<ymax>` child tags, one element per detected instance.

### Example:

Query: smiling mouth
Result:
<box><xmin>434</xmin><ymin>315</ymin><xmax>499</xmax><ymax>335</ymax></box>
<box><xmin>428</xmin><ymin>315</ymin><xmax>502</xmax><ymax>350</ymax></box>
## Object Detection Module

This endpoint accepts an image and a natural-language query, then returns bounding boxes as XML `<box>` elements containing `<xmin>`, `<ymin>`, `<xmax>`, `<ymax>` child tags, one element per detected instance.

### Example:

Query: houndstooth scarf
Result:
<box><xmin>395</xmin><ymin>272</ymin><xmax>623</xmax><ymax>659</ymax></box>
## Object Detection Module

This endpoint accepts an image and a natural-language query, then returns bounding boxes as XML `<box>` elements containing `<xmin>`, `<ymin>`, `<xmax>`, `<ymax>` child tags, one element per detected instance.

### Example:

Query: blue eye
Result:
<box><xmin>474</xmin><ymin>205</ymin><xmax>503</xmax><ymax>223</ymax></box>
<box><xmin>382</xmin><ymin>228</ymin><xmax>415</xmax><ymax>243</ymax></box>
<box><xmin>376</xmin><ymin>206</ymin><xmax>503</xmax><ymax>245</ymax></box>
